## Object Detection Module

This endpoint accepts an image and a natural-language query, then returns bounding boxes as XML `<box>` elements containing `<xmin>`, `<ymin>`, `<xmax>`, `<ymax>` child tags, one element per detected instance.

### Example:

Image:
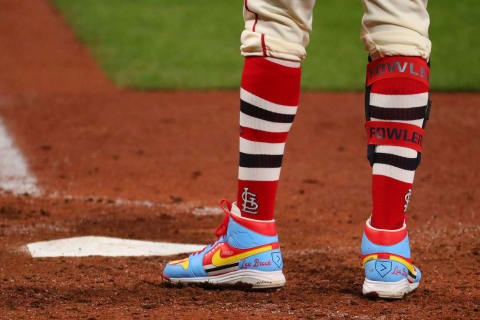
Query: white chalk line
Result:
<box><xmin>0</xmin><ymin>117</ymin><xmax>41</xmax><ymax>196</ymax></box>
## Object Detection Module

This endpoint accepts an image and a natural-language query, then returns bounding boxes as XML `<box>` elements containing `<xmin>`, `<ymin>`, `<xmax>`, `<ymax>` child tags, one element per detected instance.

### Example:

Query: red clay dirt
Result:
<box><xmin>0</xmin><ymin>0</ymin><xmax>479</xmax><ymax>319</ymax></box>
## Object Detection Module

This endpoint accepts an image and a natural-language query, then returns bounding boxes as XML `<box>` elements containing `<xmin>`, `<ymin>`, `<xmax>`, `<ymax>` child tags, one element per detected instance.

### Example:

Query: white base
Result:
<box><xmin>362</xmin><ymin>278</ymin><xmax>419</xmax><ymax>299</ymax></box>
<box><xmin>26</xmin><ymin>236</ymin><xmax>205</xmax><ymax>257</ymax></box>
<box><xmin>165</xmin><ymin>270</ymin><xmax>286</xmax><ymax>289</ymax></box>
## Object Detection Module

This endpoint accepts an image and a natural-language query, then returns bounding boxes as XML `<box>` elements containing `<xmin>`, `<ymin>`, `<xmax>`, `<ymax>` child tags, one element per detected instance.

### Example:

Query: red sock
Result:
<box><xmin>366</xmin><ymin>56</ymin><xmax>430</xmax><ymax>229</ymax></box>
<box><xmin>237</xmin><ymin>57</ymin><xmax>301</xmax><ymax>221</ymax></box>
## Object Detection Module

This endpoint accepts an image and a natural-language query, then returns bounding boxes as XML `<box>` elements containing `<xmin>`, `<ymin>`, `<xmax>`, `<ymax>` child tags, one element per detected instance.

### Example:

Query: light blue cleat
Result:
<box><xmin>362</xmin><ymin>218</ymin><xmax>421</xmax><ymax>299</ymax></box>
<box><xmin>162</xmin><ymin>201</ymin><xmax>285</xmax><ymax>289</ymax></box>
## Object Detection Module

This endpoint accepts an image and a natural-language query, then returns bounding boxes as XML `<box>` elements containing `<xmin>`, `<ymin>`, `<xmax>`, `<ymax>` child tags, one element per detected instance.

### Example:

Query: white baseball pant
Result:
<box><xmin>241</xmin><ymin>0</ymin><xmax>431</xmax><ymax>61</ymax></box>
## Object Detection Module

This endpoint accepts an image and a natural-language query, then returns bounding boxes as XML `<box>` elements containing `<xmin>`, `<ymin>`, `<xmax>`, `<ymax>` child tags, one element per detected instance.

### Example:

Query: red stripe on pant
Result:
<box><xmin>261</xmin><ymin>34</ymin><xmax>267</xmax><ymax>56</ymax></box>
<box><xmin>244</xmin><ymin>0</ymin><xmax>258</xmax><ymax>32</ymax></box>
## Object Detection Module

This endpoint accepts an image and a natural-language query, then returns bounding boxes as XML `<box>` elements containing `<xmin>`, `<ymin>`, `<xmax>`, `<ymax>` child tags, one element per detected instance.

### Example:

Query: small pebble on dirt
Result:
<box><xmin>191</xmin><ymin>170</ymin><xmax>202</xmax><ymax>179</ymax></box>
<box><xmin>40</xmin><ymin>145</ymin><xmax>52</xmax><ymax>151</ymax></box>
<box><xmin>170</xmin><ymin>195</ymin><xmax>183</xmax><ymax>203</ymax></box>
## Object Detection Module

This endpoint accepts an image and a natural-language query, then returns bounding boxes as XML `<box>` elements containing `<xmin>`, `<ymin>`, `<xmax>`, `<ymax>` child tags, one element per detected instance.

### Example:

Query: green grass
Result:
<box><xmin>53</xmin><ymin>0</ymin><xmax>480</xmax><ymax>91</ymax></box>
<box><xmin>53</xmin><ymin>0</ymin><xmax>244</xmax><ymax>89</ymax></box>
<box><xmin>428</xmin><ymin>1</ymin><xmax>480</xmax><ymax>90</ymax></box>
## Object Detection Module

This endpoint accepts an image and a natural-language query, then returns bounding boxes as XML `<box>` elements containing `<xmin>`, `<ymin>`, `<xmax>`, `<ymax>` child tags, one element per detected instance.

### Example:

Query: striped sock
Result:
<box><xmin>367</xmin><ymin>57</ymin><xmax>430</xmax><ymax>229</ymax></box>
<box><xmin>237</xmin><ymin>57</ymin><xmax>301</xmax><ymax>221</ymax></box>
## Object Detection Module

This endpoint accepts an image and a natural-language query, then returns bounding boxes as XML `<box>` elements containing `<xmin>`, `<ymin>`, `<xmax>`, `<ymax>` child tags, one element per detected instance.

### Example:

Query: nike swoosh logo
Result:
<box><xmin>211</xmin><ymin>244</ymin><xmax>273</xmax><ymax>267</ymax></box>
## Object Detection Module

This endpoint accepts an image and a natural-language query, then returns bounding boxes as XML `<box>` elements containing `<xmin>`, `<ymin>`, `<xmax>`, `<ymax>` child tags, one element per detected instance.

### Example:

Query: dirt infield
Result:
<box><xmin>1</xmin><ymin>0</ymin><xmax>479</xmax><ymax>319</ymax></box>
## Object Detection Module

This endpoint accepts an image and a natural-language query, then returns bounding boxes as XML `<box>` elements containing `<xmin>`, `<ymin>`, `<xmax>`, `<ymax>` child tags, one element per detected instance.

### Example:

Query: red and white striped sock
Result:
<box><xmin>367</xmin><ymin>56</ymin><xmax>430</xmax><ymax>230</ymax></box>
<box><xmin>237</xmin><ymin>57</ymin><xmax>301</xmax><ymax>221</ymax></box>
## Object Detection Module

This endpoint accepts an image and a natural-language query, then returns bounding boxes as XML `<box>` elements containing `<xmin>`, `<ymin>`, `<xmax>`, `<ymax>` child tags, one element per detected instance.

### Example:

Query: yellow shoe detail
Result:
<box><xmin>169</xmin><ymin>258</ymin><xmax>190</xmax><ymax>270</ymax></box>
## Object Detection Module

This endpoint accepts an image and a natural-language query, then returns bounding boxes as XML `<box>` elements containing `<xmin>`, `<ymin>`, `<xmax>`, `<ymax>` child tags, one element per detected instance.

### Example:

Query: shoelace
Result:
<box><xmin>192</xmin><ymin>200</ymin><xmax>231</xmax><ymax>256</ymax></box>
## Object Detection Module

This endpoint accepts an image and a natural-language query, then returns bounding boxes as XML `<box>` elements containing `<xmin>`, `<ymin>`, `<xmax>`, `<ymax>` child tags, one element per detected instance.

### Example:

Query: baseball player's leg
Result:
<box><xmin>238</xmin><ymin>0</ymin><xmax>315</xmax><ymax>221</ymax></box>
<box><xmin>360</xmin><ymin>0</ymin><xmax>431</xmax><ymax>298</ymax></box>
<box><xmin>162</xmin><ymin>0</ymin><xmax>315</xmax><ymax>288</ymax></box>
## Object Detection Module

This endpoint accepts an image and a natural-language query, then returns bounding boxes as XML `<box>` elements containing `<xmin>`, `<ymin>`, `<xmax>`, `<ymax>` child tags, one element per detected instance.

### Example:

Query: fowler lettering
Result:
<box><xmin>369</xmin><ymin>126</ymin><xmax>423</xmax><ymax>146</ymax></box>
<box><xmin>369</xmin><ymin>61</ymin><xmax>429</xmax><ymax>80</ymax></box>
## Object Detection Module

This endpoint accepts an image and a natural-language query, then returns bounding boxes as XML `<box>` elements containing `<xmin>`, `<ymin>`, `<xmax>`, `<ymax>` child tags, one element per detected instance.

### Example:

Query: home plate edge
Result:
<box><xmin>26</xmin><ymin>236</ymin><xmax>205</xmax><ymax>258</ymax></box>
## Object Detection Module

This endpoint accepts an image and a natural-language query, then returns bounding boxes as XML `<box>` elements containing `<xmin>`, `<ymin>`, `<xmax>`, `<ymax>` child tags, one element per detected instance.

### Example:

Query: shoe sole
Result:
<box><xmin>162</xmin><ymin>269</ymin><xmax>286</xmax><ymax>289</ymax></box>
<box><xmin>362</xmin><ymin>278</ymin><xmax>419</xmax><ymax>299</ymax></box>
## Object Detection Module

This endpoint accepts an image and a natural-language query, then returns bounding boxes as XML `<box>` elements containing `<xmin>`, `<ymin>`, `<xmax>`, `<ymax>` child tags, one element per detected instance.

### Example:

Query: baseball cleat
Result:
<box><xmin>162</xmin><ymin>200</ymin><xmax>285</xmax><ymax>289</ymax></box>
<box><xmin>361</xmin><ymin>218</ymin><xmax>421</xmax><ymax>299</ymax></box>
